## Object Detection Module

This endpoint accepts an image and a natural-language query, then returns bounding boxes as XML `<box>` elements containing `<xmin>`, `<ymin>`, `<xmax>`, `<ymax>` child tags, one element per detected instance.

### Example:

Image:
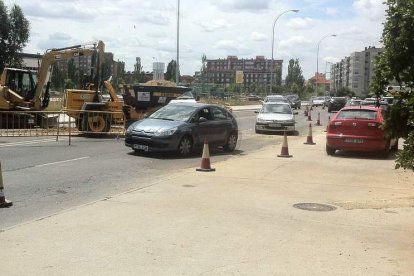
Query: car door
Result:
<box><xmin>209</xmin><ymin>106</ymin><xmax>232</xmax><ymax>144</ymax></box>
<box><xmin>191</xmin><ymin>107</ymin><xmax>216</xmax><ymax>146</ymax></box>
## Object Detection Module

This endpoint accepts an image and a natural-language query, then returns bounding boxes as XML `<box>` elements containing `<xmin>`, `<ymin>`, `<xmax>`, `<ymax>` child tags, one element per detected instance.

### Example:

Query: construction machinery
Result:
<box><xmin>63</xmin><ymin>78</ymin><xmax>192</xmax><ymax>133</ymax></box>
<box><xmin>0</xmin><ymin>41</ymin><xmax>105</xmax><ymax>127</ymax></box>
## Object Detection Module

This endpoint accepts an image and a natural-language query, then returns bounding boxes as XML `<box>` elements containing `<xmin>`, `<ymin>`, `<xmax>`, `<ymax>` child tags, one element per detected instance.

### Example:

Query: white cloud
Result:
<box><xmin>3</xmin><ymin>0</ymin><xmax>388</xmax><ymax>79</ymax></box>
<box><xmin>251</xmin><ymin>32</ymin><xmax>267</xmax><ymax>41</ymax></box>
<box><xmin>279</xmin><ymin>36</ymin><xmax>313</xmax><ymax>49</ymax></box>
<box><xmin>287</xmin><ymin>17</ymin><xmax>315</xmax><ymax>30</ymax></box>
<box><xmin>352</xmin><ymin>0</ymin><xmax>387</xmax><ymax>21</ymax></box>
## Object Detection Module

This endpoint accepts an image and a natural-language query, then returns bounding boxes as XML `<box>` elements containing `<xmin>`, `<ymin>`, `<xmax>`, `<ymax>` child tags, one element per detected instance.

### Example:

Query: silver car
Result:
<box><xmin>125</xmin><ymin>102</ymin><xmax>238</xmax><ymax>157</ymax></box>
<box><xmin>255</xmin><ymin>102</ymin><xmax>297</xmax><ymax>134</ymax></box>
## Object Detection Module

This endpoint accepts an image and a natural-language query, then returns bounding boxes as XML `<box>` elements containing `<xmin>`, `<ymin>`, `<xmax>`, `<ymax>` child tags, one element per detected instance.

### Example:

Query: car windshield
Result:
<box><xmin>337</xmin><ymin>110</ymin><xmax>378</xmax><ymax>120</ymax></box>
<box><xmin>263</xmin><ymin>104</ymin><xmax>291</xmax><ymax>114</ymax></box>
<box><xmin>149</xmin><ymin>104</ymin><xmax>198</xmax><ymax>122</ymax></box>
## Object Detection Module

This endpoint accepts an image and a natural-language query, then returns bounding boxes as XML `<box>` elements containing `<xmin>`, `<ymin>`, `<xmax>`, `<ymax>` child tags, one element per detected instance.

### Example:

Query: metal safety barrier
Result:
<box><xmin>0</xmin><ymin>110</ymin><xmax>125</xmax><ymax>137</ymax></box>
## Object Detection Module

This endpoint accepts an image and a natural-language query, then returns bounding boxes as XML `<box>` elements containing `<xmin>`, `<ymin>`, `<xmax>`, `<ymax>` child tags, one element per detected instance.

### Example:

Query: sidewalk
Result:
<box><xmin>1</xmin><ymin>128</ymin><xmax>413</xmax><ymax>275</ymax></box>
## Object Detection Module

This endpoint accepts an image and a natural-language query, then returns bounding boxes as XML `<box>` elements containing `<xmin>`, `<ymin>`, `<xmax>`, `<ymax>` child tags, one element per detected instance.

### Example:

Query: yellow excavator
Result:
<box><xmin>0</xmin><ymin>41</ymin><xmax>105</xmax><ymax>127</ymax></box>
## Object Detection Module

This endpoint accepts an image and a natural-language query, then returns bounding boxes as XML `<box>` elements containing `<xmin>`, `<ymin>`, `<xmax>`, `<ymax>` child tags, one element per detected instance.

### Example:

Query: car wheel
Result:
<box><xmin>177</xmin><ymin>135</ymin><xmax>193</xmax><ymax>157</ymax></box>
<box><xmin>223</xmin><ymin>131</ymin><xmax>238</xmax><ymax>152</ymax></box>
<box><xmin>380</xmin><ymin>140</ymin><xmax>391</xmax><ymax>158</ymax></box>
<box><xmin>326</xmin><ymin>144</ymin><xmax>335</xmax><ymax>155</ymax></box>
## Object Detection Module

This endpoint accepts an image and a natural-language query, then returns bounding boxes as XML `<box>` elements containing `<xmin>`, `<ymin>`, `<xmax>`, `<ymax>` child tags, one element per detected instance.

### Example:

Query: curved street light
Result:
<box><xmin>316</xmin><ymin>34</ymin><xmax>336</xmax><ymax>76</ymax></box>
<box><xmin>270</xmin><ymin>9</ymin><xmax>299</xmax><ymax>95</ymax></box>
<box><xmin>176</xmin><ymin>0</ymin><xmax>180</xmax><ymax>85</ymax></box>
<box><xmin>315</xmin><ymin>34</ymin><xmax>336</xmax><ymax>95</ymax></box>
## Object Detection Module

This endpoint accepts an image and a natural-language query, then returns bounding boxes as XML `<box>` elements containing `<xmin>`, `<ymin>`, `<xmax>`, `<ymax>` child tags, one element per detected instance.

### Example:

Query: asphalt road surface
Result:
<box><xmin>0</xmin><ymin>106</ymin><xmax>330</xmax><ymax>230</ymax></box>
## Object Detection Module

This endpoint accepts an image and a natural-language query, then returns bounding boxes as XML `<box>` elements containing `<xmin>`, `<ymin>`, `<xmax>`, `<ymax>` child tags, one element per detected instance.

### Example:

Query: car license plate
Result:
<box><xmin>269</xmin><ymin>123</ymin><xmax>281</xmax><ymax>127</ymax></box>
<box><xmin>133</xmin><ymin>144</ymin><xmax>149</xmax><ymax>151</ymax></box>
<box><xmin>344</xmin><ymin>138</ymin><xmax>364</xmax><ymax>144</ymax></box>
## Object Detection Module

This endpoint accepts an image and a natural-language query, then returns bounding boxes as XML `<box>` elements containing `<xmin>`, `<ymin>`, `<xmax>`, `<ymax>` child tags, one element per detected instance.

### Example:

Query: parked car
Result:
<box><xmin>286</xmin><ymin>94</ymin><xmax>301</xmax><ymax>109</ymax></box>
<box><xmin>311</xmin><ymin>96</ymin><xmax>326</xmax><ymax>107</ymax></box>
<box><xmin>263</xmin><ymin>95</ymin><xmax>290</xmax><ymax>104</ymax></box>
<box><xmin>327</xmin><ymin>97</ymin><xmax>347</xmax><ymax>112</ymax></box>
<box><xmin>361</xmin><ymin>98</ymin><xmax>389</xmax><ymax>109</ymax></box>
<box><xmin>326</xmin><ymin>106</ymin><xmax>398</xmax><ymax>157</ymax></box>
<box><xmin>247</xmin><ymin>94</ymin><xmax>261</xmax><ymax>101</ymax></box>
<box><xmin>345</xmin><ymin>98</ymin><xmax>362</xmax><ymax>107</ymax></box>
<box><xmin>255</xmin><ymin>102</ymin><xmax>297</xmax><ymax>134</ymax></box>
<box><xmin>125</xmin><ymin>102</ymin><xmax>238</xmax><ymax>156</ymax></box>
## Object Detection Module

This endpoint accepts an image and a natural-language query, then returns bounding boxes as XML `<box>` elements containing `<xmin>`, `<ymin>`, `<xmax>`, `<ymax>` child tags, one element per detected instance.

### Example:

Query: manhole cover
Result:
<box><xmin>293</xmin><ymin>203</ymin><xmax>336</xmax><ymax>212</ymax></box>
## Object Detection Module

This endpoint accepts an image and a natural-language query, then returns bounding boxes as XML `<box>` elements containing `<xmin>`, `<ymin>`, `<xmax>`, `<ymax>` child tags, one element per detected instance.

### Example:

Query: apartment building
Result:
<box><xmin>330</xmin><ymin>46</ymin><xmax>383</xmax><ymax>97</ymax></box>
<box><xmin>205</xmin><ymin>56</ymin><xmax>283</xmax><ymax>90</ymax></box>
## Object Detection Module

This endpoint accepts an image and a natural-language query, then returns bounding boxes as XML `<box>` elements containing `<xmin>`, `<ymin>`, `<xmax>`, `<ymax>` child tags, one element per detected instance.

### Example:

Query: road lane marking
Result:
<box><xmin>35</xmin><ymin>157</ymin><xmax>90</xmax><ymax>167</ymax></box>
<box><xmin>0</xmin><ymin>138</ymin><xmax>58</xmax><ymax>148</ymax></box>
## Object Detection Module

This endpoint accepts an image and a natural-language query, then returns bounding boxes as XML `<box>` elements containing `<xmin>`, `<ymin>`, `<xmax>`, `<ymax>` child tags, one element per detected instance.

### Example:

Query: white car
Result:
<box><xmin>255</xmin><ymin>102</ymin><xmax>297</xmax><ymax>134</ymax></box>
<box><xmin>311</xmin><ymin>96</ymin><xmax>326</xmax><ymax>107</ymax></box>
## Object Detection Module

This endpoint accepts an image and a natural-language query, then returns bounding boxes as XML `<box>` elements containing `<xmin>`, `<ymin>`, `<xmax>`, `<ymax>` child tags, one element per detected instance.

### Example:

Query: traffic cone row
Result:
<box><xmin>0</xmin><ymin>161</ymin><xmax>13</xmax><ymax>208</ymax></box>
<box><xmin>304</xmin><ymin>106</ymin><xmax>308</xmax><ymax>116</ymax></box>
<box><xmin>277</xmin><ymin>131</ymin><xmax>292</xmax><ymax>158</ymax></box>
<box><xmin>304</xmin><ymin>123</ymin><xmax>316</xmax><ymax>145</ymax></box>
<box><xmin>196</xmin><ymin>138</ymin><xmax>215</xmax><ymax>172</ymax></box>
<box><xmin>307</xmin><ymin>110</ymin><xmax>312</xmax><ymax>121</ymax></box>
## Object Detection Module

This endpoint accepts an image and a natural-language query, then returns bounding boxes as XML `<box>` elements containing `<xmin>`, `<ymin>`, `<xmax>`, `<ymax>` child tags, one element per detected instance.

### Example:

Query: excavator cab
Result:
<box><xmin>2</xmin><ymin>68</ymin><xmax>37</xmax><ymax>100</ymax></box>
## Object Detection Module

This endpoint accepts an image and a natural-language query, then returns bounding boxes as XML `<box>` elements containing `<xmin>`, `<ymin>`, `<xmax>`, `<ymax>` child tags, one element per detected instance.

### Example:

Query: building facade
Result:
<box><xmin>330</xmin><ymin>46</ymin><xmax>382</xmax><ymax>97</ymax></box>
<box><xmin>205</xmin><ymin>56</ymin><xmax>283</xmax><ymax>92</ymax></box>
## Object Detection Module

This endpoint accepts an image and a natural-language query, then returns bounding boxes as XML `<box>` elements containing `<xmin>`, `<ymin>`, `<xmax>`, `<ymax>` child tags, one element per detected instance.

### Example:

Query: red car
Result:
<box><xmin>326</xmin><ymin>106</ymin><xmax>398</xmax><ymax>157</ymax></box>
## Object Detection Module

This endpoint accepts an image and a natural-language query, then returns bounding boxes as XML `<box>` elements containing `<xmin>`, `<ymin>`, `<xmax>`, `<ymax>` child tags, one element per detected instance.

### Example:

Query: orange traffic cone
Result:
<box><xmin>278</xmin><ymin>131</ymin><xmax>292</xmax><ymax>158</ymax></box>
<box><xmin>304</xmin><ymin>123</ymin><xmax>316</xmax><ymax>145</ymax></box>
<box><xmin>307</xmin><ymin>110</ymin><xmax>312</xmax><ymax>121</ymax></box>
<box><xmin>0</xmin><ymin>161</ymin><xmax>13</xmax><ymax>208</ymax></box>
<box><xmin>196</xmin><ymin>138</ymin><xmax>216</xmax><ymax>172</ymax></box>
<box><xmin>315</xmin><ymin>112</ymin><xmax>322</xmax><ymax>126</ymax></box>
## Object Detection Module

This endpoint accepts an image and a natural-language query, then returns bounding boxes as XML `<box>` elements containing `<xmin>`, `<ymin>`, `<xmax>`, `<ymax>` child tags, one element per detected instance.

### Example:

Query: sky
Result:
<box><xmin>3</xmin><ymin>0</ymin><xmax>387</xmax><ymax>80</ymax></box>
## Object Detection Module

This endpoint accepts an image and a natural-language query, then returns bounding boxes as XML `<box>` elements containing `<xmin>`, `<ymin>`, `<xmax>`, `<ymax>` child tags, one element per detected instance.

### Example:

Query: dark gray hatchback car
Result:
<box><xmin>125</xmin><ymin>102</ymin><xmax>238</xmax><ymax>156</ymax></box>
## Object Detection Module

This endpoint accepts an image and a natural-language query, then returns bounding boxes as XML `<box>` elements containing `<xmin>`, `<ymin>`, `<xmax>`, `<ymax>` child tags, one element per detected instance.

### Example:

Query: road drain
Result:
<box><xmin>293</xmin><ymin>203</ymin><xmax>336</xmax><ymax>212</ymax></box>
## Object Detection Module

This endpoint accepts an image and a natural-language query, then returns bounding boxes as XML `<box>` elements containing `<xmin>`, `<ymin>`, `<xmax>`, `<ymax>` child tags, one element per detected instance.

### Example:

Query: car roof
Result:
<box><xmin>263</xmin><ymin>102</ymin><xmax>291</xmax><ymax>106</ymax></box>
<box><xmin>167</xmin><ymin>102</ymin><xmax>227</xmax><ymax>109</ymax></box>
<box><xmin>339</xmin><ymin>106</ymin><xmax>382</xmax><ymax>111</ymax></box>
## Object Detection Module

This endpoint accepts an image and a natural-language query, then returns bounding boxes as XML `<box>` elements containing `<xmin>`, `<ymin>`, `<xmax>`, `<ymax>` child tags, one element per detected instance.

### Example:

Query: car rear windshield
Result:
<box><xmin>336</xmin><ymin>110</ymin><xmax>378</xmax><ymax>120</ymax></box>
<box><xmin>149</xmin><ymin>104</ymin><xmax>198</xmax><ymax>121</ymax></box>
<box><xmin>263</xmin><ymin>104</ymin><xmax>291</xmax><ymax>114</ymax></box>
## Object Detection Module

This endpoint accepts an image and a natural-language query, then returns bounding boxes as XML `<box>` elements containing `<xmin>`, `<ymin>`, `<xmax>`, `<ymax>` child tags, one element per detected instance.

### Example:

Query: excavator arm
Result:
<box><xmin>33</xmin><ymin>41</ymin><xmax>105</xmax><ymax>110</ymax></box>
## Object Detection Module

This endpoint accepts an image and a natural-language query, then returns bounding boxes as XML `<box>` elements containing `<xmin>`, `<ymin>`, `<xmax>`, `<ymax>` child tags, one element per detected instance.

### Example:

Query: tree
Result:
<box><xmin>336</xmin><ymin>87</ymin><xmax>355</xmax><ymax>97</ymax></box>
<box><xmin>67</xmin><ymin>59</ymin><xmax>79</xmax><ymax>88</ymax></box>
<box><xmin>50</xmin><ymin>64</ymin><xmax>64</xmax><ymax>91</ymax></box>
<box><xmin>371</xmin><ymin>0</ymin><xmax>414</xmax><ymax>170</ymax></box>
<box><xmin>285</xmin><ymin>59</ymin><xmax>305</xmax><ymax>89</ymax></box>
<box><xmin>165</xmin><ymin>59</ymin><xmax>180</xmax><ymax>82</ymax></box>
<box><xmin>0</xmin><ymin>1</ymin><xmax>30</xmax><ymax>72</ymax></box>
<box><xmin>133</xmin><ymin>57</ymin><xmax>145</xmax><ymax>83</ymax></box>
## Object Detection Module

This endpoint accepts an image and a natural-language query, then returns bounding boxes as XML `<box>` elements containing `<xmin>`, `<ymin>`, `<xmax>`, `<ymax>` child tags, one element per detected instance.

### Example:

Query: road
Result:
<box><xmin>0</xmin><ymin>107</ymin><xmax>330</xmax><ymax>230</ymax></box>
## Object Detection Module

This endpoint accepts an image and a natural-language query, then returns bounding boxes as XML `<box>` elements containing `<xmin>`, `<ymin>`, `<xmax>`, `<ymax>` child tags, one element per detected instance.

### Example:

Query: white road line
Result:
<box><xmin>0</xmin><ymin>138</ymin><xmax>58</xmax><ymax>148</ymax></box>
<box><xmin>35</xmin><ymin>157</ymin><xmax>90</xmax><ymax>167</ymax></box>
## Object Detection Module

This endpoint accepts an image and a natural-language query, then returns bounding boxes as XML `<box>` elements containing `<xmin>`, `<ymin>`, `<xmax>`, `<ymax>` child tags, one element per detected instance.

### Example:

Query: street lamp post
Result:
<box><xmin>176</xmin><ymin>0</ymin><xmax>180</xmax><ymax>86</ymax></box>
<box><xmin>315</xmin><ymin>34</ymin><xmax>336</xmax><ymax>95</ymax></box>
<box><xmin>270</xmin><ymin>9</ymin><xmax>299</xmax><ymax>95</ymax></box>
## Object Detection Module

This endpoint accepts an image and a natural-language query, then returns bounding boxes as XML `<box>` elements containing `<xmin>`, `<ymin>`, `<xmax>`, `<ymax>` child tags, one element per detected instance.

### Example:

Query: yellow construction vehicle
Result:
<box><xmin>0</xmin><ymin>41</ymin><xmax>105</xmax><ymax>127</ymax></box>
<box><xmin>63</xmin><ymin>78</ymin><xmax>192</xmax><ymax>133</ymax></box>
